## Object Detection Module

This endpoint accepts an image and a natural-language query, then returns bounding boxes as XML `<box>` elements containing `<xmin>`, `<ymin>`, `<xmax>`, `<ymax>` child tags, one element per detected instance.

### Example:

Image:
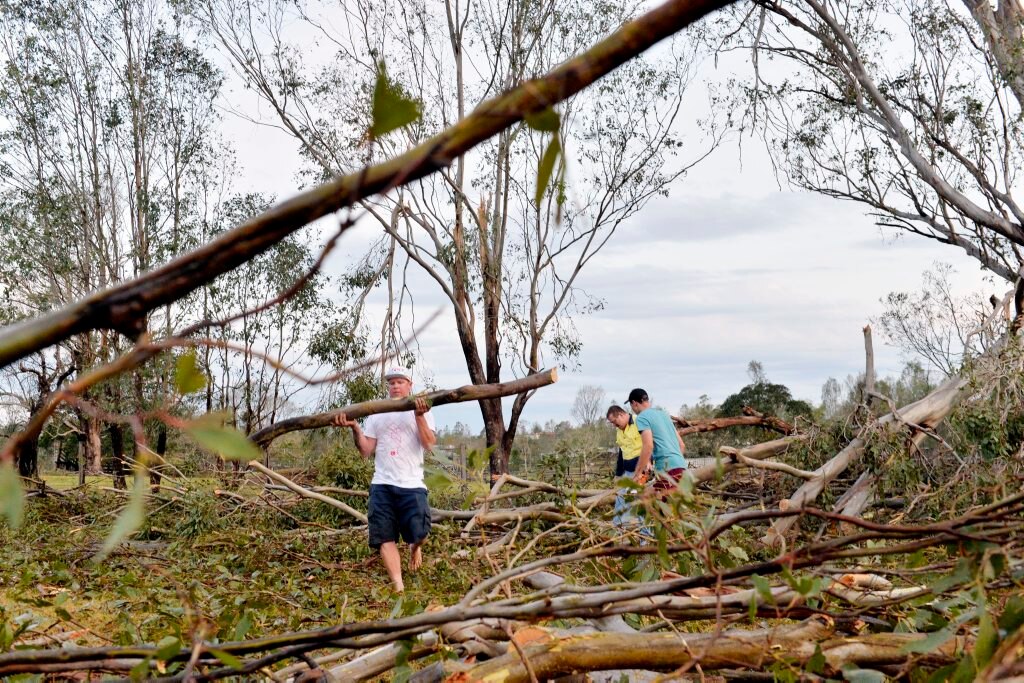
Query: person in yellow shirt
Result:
<box><xmin>607</xmin><ymin>405</ymin><xmax>646</xmax><ymax>530</ymax></box>
<box><xmin>607</xmin><ymin>405</ymin><xmax>643</xmax><ymax>476</ymax></box>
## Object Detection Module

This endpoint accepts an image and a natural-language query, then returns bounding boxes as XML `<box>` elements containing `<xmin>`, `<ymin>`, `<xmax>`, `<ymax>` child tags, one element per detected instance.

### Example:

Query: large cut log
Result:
<box><xmin>421</xmin><ymin>619</ymin><xmax>966</xmax><ymax>682</ymax></box>
<box><xmin>250</xmin><ymin>369</ymin><xmax>557</xmax><ymax>446</ymax></box>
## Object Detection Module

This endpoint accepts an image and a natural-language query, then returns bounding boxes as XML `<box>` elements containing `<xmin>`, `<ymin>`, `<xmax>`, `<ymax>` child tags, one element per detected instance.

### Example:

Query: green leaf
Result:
<box><xmin>950</xmin><ymin>654</ymin><xmax>976</xmax><ymax>683</ymax></box>
<box><xmin>129</xmin><ymin>657</ymin><xmax>152</xmax><ymax>681</ymax></box>
<box><xmin>975</xmin><ymin>610</ymin><xmax>997</xmax><ymax>667</ymax></box>
<box><xmin>524</xmin><ymin>107</ymin><xmax>560</xmax><ymax>132</ymax></box>
<box><xmin>0</xmin><ymin>464</ymin><xmax>24</xmax><ymax>528</ymax></box>
<box><xmin>94</xmin><ymin>476</ymin><xmax>147</xmax><ymax>560</ymax></box>
<box><xmin>534</xmin><ymin>135</ymin><xmax>561</xmax><ymax>205</ymax></box>
<box><xmin>616</xmin><ymin>476</ymin><xmax>643</xmax><ymax>491</ymax></box>
<box><xmin>999</xmin><ymin>595</ymin><xmax>1024</xmax><ymax>634</ymax></box>
<box><xmin>727</xmin><ymin>545</ymin><xmax>749</xmax><ymax>562</ymax></box>
<box><xmin>185</xmin><ymin>418</ymin><xmax>261</xmax><ymax>462</ymax></box>
<box><xmin>155</xmin><ymin>636</ymin><xmax>181</xmax><ymax>661</ymax></box>
<box><xmin>841</xmin><ymin>666</ymin><xmax>886</xmax><ymax>683</ymax></box>
<box><xmin>806</xmin><ymin>643</ymin><xmax>826</xmax><ymax>674</ymax></box>
<box><xmin>232</xmin><ymin>611</ymin><xmax>252</xmax><ymax>641</ymax></box>
<box><xmin>0</xmin><ymin>620</ymin><xmax>12</xmax><ymax>651</ymax></box>
<box><xmin>370</xmin><ymin>62</ymin><xmax>421</xmax><ymax>138</ymax></box>
<box><xmin>207</xmin><ymin>648</ymin><xmax>242</xmax><ymax>670</ymax></box>
<box><xmin>902</xmin><ymin>627</ymin><xmax>956</xmax><ymax>654</ymax></box>
<box><xmin>925</xmin><ymin>663</ymin><xmax>957</xmax><ymax>683</ymax></box>
<box><xmin>654</xmin><ymin>525</ymin><xmax>670</xmax><ymax>567</ymax></box>
<box><xmin>932</xmin><ymin>558</ymin><xmax>974</xmax><ymax>593</ymax></box>
<box><xmin>424</xmin><ymin>467</ymin><xmax>453</xmax><ymax>492</ymax></box>
<box><xmin>174</xmin><ymin>350</ymin><xmax>207</xmax><ymax>394</ymax></box>
<box><xmin>751</xmin><ymin>574</ymin><xmax>774</xmax><ymax>603</ymax></box>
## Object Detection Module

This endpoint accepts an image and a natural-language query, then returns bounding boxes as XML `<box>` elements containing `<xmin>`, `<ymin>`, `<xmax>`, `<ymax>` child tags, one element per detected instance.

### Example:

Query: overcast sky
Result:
<box><xmin>221</xmin><ymin>20</ymin><xmax>996</xmax><ymax>434</ymax></box>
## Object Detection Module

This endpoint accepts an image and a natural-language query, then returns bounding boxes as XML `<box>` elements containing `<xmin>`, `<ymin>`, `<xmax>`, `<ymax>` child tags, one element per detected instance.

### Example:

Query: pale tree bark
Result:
<box><xmin>963</xmin><ymin>0</ymin><xmax>1024</xmax><ymax>107</ymax></box>
<box><xmin>732</xmin><ymin>0</ymin><xmax>1024</xmax><ymax>281</ymax></box>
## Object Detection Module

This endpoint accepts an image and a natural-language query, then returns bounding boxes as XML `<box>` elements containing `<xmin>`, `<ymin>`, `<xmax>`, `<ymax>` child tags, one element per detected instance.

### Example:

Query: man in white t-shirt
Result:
<box><xmin>333</xmin><ymin>366</ymin><xmax>436</xmax><ymax>593</ymax></box>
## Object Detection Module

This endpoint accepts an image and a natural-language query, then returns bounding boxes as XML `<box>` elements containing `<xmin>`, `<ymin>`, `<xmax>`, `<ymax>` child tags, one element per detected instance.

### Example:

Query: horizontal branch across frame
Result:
<box><xmin>0</xmin><ymin>0</ymin><xmax>735</xmax><ymax>371</ymax></box>
<box><xmin>249</xmin><ymin>368</ymin><xmax>558</xmax><ymax>446</ymax></box>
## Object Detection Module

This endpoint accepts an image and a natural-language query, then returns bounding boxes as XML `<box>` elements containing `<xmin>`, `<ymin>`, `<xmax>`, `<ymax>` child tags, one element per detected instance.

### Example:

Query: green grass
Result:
<box><xmin>37</xmin><ymin>473</ymin><xmax>102</xmax><ymax>490</ymax></box>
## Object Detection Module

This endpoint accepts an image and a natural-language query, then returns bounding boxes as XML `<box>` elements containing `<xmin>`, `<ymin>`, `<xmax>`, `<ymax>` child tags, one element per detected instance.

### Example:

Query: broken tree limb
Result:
<box><xmin>265</xmin><ymin>484</ymin><xmax>368</xmax><ymax>498</ymax></box>
<box><xmin>250</xmin><ymin>370</ymin><xmax>557</xmax><ymax>446</ymax></box>
<box><xmin>765</xmin><ymin>373</ymin><xmax>968</xmax><ymax>544</ymax></box>
<box><xmin>673</xmin><ymin>408</ymin><xmax>794</xmax><ymax>436</ymax></box>
<box><xmin>730</xmin><ymin>453</ymin><xmax>816</xmax><ymax>480</ymax></box>
<box><xmin>322</xmin><ymin>632</ymin><xmax>438</xmax><ymax>681</ymax></box>
<box><xmin>248</xmin><ymin>461</ymin><xmax>368</xmax><ymax>524</ymax></box>
<box><xmin>864</xmin><ymin>324</ymin><xmax>876</xmax><ymax>406</ymax></box>
<box><xmin>835</xmin><ymin>470</ymin><xmax>878</xmax><ymax>525</ymax></box>
<box><xmin>463</xmin><ymin>473</ymin><xmax>508</xmax><ymax>537</ymax></box>
<box><xmin>524</xmin><ymin>573</ymin><xmax>637</xmax><ymax>634</ymax></box>
<box><xmin>689</xmin><ymin>434</ymin><xmax>808</xmax><ymax>483</ymax></box>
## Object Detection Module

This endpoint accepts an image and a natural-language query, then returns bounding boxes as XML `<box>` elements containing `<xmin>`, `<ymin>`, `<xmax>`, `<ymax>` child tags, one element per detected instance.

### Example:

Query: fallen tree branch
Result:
<box><xmin>251</xmin><ymin>370</ymin><xmax>558</xmax><ymax>446</ymax></box>
<box><xmin>248</xmin><ymin>461</ymin><xmax>368</xmax><ymax>524</ymax></box>
<box><xmin>690</xmin><ymin>434</ymin><xmax>808</xmax><ymax>483</ymax></box>
<box><xmin>730</xmin><ymin>453</ymin><xmax>816</xmax><ymax>479</ymax></box>
<box><xmin>765</xmin><ymin>373</ymin><xmax>969</xmax><ymax>544</ymax></box>
<box><xmin>2</xmin><ymin>492</ymin><xmax>1019</xmax><ymax>679</ymax></box>
<box><xmin>674</xmin><ymin>408</ymin><xmax>794</xmax><ymax>436</ymax></box>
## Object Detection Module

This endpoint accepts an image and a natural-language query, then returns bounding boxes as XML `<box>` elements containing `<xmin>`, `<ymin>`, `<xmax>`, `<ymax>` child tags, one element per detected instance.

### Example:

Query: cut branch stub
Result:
<box><xmin>250</xmin><ymin>369</ymin><xmax>558</xmax><ymax>447</ymax></box>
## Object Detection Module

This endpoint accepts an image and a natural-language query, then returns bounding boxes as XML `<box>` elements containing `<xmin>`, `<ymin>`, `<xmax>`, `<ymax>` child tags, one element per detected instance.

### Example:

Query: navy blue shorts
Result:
<box><xmin>368</xmin><ymin>484</ymin><xmax>431</xmax><ymax>549</ymax></box>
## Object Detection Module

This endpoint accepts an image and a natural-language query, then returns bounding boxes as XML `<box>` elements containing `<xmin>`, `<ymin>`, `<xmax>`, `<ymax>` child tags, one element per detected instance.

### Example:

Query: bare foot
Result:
<box><xmin>409</xmin><ymin>544</ymin><xmax>423</xmax><ymax>571</ymax></box>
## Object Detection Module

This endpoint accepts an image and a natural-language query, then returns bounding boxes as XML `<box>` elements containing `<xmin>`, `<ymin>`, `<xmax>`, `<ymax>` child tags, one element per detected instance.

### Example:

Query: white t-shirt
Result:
<box><xmin>363</xmin><ymin>410</ymin><xmax>436</xmax><ymax>489</ymax></box>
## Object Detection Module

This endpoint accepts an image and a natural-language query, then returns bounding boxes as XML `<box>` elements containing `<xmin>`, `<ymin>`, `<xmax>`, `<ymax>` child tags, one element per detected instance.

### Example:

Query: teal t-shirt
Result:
<box><xmin>635</xmin><ymin>408</ymin><xmax>687</xmax><ymax>472</ymax></box>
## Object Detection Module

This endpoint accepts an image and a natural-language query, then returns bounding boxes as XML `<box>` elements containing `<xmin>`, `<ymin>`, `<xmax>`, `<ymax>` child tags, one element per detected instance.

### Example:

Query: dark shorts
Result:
<box><xmin>653</xmin><ymin>468</ymin><xmax>686</xmax><ymax>494</ymax></box>
<box><xmin>621</xmin><ymin>458</ymin><xmax>639</xmax><ymax>475</ymax></box>
<box><xmin>368</xmin><ymin>484</ymin><xmax>431</xmax><ymax>549</ymax></box>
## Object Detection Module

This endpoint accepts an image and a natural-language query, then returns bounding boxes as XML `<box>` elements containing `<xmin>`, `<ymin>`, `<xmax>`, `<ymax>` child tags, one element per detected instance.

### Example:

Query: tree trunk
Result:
<box><xmin>482</xmin><ymin>397</ymin><xmax>509</xmax><ymax>477</ymax></box>
<box><xmin>76</xmin><ymin>433</ymin><xmax>86</xmax><ymax>486</ymax></box>
<box><xmin>83</xmin><ymin>416</ymin><xmax>103</xmax><ymax>475</ymax></box>
<box><xmin>150</xmin><ymin>423</ymin><xmax>166</xmax><ymax>487</ymax></box>
<box><xmin>15</xmin><ymin>433</ymin><xmax>39</xmax><ymax>479</ymax></box>
<box><xmin>110</xmin><ymin>423</ymin><xmax>126</xmax><ymax>490</ymax></box>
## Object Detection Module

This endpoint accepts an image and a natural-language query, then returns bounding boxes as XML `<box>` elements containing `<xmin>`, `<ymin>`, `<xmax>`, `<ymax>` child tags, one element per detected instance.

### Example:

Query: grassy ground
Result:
<box><xmin>1</xmin><ymin>472</ymin><xmax>635</xmax><ymax>668</ymax></box>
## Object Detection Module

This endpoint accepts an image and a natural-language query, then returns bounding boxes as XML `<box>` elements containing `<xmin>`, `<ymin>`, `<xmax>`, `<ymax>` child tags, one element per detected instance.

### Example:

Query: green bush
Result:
<box><xmin>315</xmin><ymin>440</ymin><xmax>373</xmax><ymax>490</ymax></box>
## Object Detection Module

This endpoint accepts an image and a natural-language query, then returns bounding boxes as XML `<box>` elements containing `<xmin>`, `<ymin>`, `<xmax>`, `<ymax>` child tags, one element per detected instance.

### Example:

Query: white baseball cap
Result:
<box><xmin>384</xmin><ymin>365</ymin><xmax>413</xmax><ymax>381</ymax></box>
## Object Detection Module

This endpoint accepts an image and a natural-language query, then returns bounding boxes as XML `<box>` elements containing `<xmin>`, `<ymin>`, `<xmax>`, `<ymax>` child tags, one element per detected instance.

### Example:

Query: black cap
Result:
<box><xmin>625</xmin><ymin>388</ymin><xmax>649</xmax><ymax>404</ymax></box>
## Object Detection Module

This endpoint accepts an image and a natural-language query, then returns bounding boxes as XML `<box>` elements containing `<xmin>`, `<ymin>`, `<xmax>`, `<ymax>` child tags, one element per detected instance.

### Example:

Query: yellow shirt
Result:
<box><xmin>616</xmin><ymin>418</ymin><xmax>642</xmax><ymax>461</ymax></box>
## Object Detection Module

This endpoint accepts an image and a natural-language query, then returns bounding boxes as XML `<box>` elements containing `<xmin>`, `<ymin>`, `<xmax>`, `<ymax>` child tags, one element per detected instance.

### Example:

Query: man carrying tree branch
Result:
<box><xmin>333</xmin><ymin>366</ymin><xmax>436</xmax><ymax>593</ymax></box>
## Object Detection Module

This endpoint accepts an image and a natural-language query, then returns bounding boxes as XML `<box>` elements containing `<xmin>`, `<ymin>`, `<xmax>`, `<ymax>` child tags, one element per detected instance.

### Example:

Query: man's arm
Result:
<box><xmin>414</xmin><ymin>398</ymin><xmax>436</xmax><ymax>450</ymax></box>
<box><xmin>332</xmin><ymin>413</ymin><xmax>376</xmax><ymax>458</ymax></box>
<box><xmin>634</xmin><ymin>430</ymin><xmax>653</xmax><ymax>482</ymax></box>
<box><xmin>677</xmin><ymin>431</ymin><xmax>687</xmax><ymax>455</ymax></box>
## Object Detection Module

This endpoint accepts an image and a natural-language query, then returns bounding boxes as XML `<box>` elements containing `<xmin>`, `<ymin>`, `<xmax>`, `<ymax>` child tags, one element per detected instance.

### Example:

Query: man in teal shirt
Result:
<box><xmin>626</xmin><ymin>388</ymin><xmax>687</xmax><ymax>492</ymax></box>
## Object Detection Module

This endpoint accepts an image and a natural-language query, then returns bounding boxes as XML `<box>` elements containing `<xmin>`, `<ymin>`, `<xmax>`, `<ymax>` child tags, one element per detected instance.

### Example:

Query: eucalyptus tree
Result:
<box><xmin>203</xmin><ymin>0</ymin><xmax>719</xmax><ymax>473</ymax></box>
<box><xmin>0</xmin><ymin>0</ymin><xmax>223</xmax><ymax>474</ymax></box>
<box><xmin>716</xmin><ymin>0</ymin><xmax>1024</xmax><ymax>281</ymax></box>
